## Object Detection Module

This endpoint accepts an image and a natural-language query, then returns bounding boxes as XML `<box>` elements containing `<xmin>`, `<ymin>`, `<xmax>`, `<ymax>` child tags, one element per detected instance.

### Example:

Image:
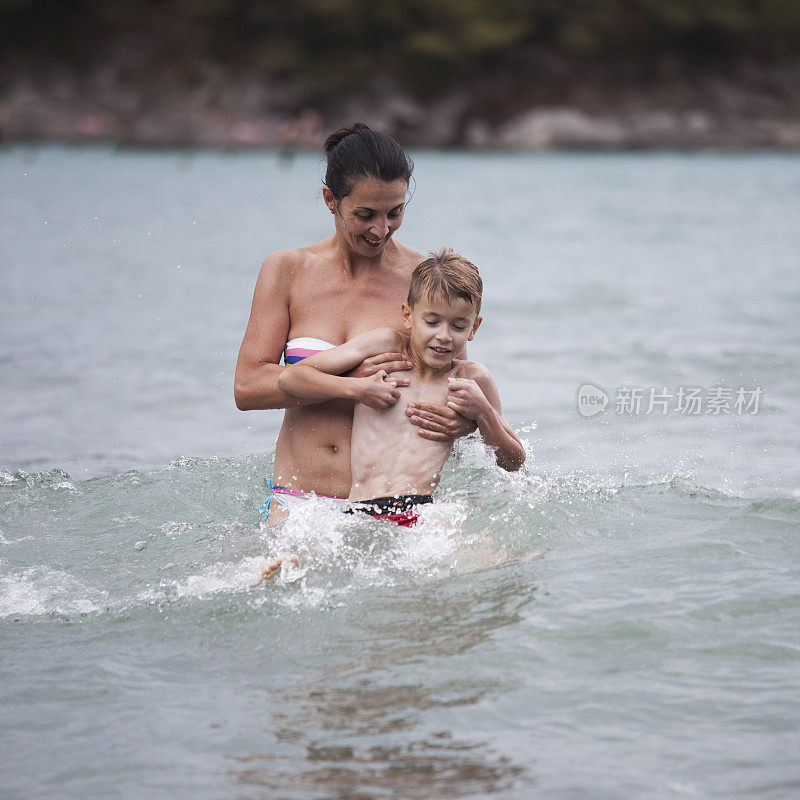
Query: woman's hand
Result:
<box><xmin>444</xmin><ymin>377</ymin><xmax>493</xmax><ymax>421</ymax></box>
<box><xmin>347</xmin><ymin>352</ymin><xmax>411</xmax><ymax>387</ymax></box>
<box><xmin>356</xmin><ymin>371</ymin><xmax>402</xmax><ymax>409</ymax></box>
<box><xmin>405</xmin><ymin>400</ymin><xmax>478</xmax><ymax>441</ymax></box>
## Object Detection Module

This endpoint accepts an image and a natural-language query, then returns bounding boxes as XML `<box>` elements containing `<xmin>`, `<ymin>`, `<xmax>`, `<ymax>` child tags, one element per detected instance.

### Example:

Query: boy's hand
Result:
<box><xmin>347</xmin><ymin>352</ymin><xmax>411</xmax><ymax>387</ymax></box>
<box><xmin>357</xmin><ymin>370</ymin><xmax>401</xmax><ymax>409</ymax></box>
<box><xmin>444</xmin><ymin>377</ymin><xmax>493</xmax><ymax>421</ymax></box>
<box><xmin>406</xmin><ymin>402</ymin><xmax>477</xmax><ymax>440</ymax></box>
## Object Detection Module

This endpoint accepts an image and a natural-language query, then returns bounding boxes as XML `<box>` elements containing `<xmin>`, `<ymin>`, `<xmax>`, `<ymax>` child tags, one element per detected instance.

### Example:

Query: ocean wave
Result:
<box><xmin>0</xmin><ymin>467</ymin><xmax>79</xmax><ymax>494</ymax></box>
<box><xmin>0</xmin><ymin>565</ymin><xmax>107</xmax><ymax>618</ymax></box>
<box><xmin>2</xmin><ymin>453</ymin><xmax>797</xmax><ymax>617</ymax></box>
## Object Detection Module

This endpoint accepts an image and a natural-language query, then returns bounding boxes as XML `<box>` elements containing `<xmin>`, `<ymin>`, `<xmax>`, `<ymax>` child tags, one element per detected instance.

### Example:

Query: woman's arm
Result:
<box><xmin>445</xmin><ymin>367</ymin><xmax>526</xmax><ymax>472</ymax></box>
<box><xmin>405</xmin><ymin>402</ymin><xmax>477</xmax><ymax>441</ymax></box>
<box><xmin>234</xmin><ymin>252</ymin><xmax>322</xmax><ymax>410</ymax></box>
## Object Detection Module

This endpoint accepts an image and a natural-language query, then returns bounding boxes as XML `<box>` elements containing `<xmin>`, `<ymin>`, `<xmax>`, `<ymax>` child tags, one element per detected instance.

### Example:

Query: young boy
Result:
<box><xmin>276</xmin><ymin>248</ymin><xmax>524</xmax><ymax>526</ymax></box>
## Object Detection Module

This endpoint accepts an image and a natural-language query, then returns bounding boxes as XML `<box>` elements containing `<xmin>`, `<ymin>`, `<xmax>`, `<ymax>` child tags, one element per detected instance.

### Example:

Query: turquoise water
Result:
<box><xmin>1</xmin><ymin>146</ymin><xmax>799</xmax><ymax>798</ymax></box>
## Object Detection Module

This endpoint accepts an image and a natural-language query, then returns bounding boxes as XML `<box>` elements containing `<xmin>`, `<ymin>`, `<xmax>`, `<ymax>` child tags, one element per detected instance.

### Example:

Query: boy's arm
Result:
<box><xmin>278</xmin><ymin>328</ymin><xmax>406</xmax><ymax>408</ymax></box>
<box><xmin>446</xmin><ymin>366</ymin><xmax>526</xmax><ymax>471</ymax></box>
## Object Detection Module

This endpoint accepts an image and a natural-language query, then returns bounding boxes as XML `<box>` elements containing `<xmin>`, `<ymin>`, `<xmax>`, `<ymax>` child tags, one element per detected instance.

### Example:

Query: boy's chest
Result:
<box><xmin>356</xmin><ymin>376</ymin><xmax>449</xmax><ymax>451</ymax></box>
<box><xmin>364</xmin><ymin>373</ymin><xmax>450</xmax><ymax>439</ymax></box>
<box><xmin>352</xmin><ymin>371</ymin><xmax>454</xmax><ymax>466</ymax></box>
<box><xmin>390</xmin><ymin>372</ymin><xmax>448</xmax><ymax>408</ymax></box>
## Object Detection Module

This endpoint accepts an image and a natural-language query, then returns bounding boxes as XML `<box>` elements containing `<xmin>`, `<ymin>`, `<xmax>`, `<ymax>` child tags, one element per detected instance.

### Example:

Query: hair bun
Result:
<box><xmin>324</xmin><ymin>123</ymin><xmax>371</xmax><ymax>155</ymax></box>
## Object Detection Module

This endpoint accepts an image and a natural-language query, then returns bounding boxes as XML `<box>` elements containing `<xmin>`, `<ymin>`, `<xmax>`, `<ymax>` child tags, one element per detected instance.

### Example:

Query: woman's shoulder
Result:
<box><xmin>262</xmin><ymin>240</ymin><xmax>329</xmax><ymax>267</ymax></box>
<box><xmin>391</xmin><ymin>239</ymin><xmax>426</xmax><ymax>269</ymax></box>
<box><xmin>259</xmin><ymin>240</ymin><xmax>333</xmax><ymax>282</ymax></box>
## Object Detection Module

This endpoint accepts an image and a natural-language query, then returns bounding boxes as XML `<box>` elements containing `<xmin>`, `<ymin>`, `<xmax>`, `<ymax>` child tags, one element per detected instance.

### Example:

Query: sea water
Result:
<box><xmin>1</xmin><ymin>146</ymin><xmax>799</xmax><ymax>799</ymax></box>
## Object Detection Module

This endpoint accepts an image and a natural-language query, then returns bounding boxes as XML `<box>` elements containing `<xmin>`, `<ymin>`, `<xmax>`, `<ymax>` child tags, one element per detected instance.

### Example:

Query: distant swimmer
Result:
<box><xmin>257</xmin><ymin>248</ymin><xmax>525</xmax><ymax>582</ymax></box>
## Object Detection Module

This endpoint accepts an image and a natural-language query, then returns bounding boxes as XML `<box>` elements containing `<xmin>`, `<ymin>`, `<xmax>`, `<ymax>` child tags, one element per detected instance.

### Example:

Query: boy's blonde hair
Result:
<box><xmin>407</xmin><ymin>248</ymin><xmax>482</xmax><ymax>316</ymax></box>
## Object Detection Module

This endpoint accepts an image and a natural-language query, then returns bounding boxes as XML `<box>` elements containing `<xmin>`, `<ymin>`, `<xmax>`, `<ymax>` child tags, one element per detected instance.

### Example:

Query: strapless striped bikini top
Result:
<box><xmin>284</xmin><ymin>337</ymin><xmax>337</xmax><ymax>365</ymax></box>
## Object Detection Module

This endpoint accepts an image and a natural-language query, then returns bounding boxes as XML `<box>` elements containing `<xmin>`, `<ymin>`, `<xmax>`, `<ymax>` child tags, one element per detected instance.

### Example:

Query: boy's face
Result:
<box><xmin>402</xmin><ymin>293</ymin><xmax>482</xmax><ymax>369</ymax></box>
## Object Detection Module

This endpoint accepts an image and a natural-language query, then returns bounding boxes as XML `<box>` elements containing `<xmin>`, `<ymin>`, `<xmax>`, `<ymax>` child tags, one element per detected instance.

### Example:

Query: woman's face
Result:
<box><xmin>325</xmin><ymin>177</ymin><xmax>408</xmax><ymax>257</ymax></box>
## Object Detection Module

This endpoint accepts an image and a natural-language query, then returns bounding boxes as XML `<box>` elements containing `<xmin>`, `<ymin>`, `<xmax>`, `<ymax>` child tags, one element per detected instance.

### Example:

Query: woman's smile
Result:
<box><xmin>361</xmin><ymin>234</ymin><xmax>385</xmax><ymax>248</ymax></box>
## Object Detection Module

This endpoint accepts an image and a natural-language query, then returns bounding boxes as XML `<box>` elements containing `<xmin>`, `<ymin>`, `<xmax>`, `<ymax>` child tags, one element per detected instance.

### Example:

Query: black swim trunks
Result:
<box><xmin>346</xmin><ymin>494</ymin><xmax>433</xmax><ymax>527</ymax></box>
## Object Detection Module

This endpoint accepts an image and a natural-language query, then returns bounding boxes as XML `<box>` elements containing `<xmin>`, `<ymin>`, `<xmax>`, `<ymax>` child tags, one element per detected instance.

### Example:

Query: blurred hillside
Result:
<box><xmin>2</xmin><ymin>0</ymin><xmax>799</xmax><ymax>148</ymax></box>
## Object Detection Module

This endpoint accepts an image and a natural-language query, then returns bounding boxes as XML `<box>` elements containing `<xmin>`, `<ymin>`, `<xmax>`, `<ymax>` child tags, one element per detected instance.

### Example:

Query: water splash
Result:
<box><xmin>1</xmin><ymin>454</ymin><xmax>796</xmax><ymax>619</ymax></box>
<box><xmin>0</xmin><ymin>565</ymin><xmax>107</xmax><ymax>618</ymax></box>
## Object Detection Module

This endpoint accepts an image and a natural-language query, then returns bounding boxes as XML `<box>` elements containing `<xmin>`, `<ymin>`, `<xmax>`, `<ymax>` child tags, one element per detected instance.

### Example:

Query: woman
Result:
<box><xmin>234</xmin><ymin>123</ymin><xmax>472</xmax><ymax>525</ymax></box>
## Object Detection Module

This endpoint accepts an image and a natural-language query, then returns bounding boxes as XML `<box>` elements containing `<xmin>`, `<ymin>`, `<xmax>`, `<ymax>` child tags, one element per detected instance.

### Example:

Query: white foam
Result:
<box><xmin>173</xmin><ymin>556</ymin><xmax>268</xmax><ymax>598</ymax></box>
<box><xmin>0</xmin><ymin>468</ymin><xmax>78</xmax><ymax>492</ymax></box>
<box><xmin>133</xmin><ymin>490</ymin><xmax>526</xmax><ymax>611</ymax></box>
<box><xmin>0</xmin><ymin>564</ymin><xmax>106</xmax><ymax>617</ymax></box>
<box><xmin>0</xmin><ymin>470</ymin><xmax>16</xmax><ymax>487</ymax></box>
<box><xmin>452</xmin><ymin>433</ymin><xmax>500</xmax><ymax>469</ymax></box>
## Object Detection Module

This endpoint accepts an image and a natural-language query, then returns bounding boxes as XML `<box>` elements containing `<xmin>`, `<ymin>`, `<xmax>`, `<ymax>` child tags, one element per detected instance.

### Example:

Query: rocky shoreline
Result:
<box><xmin>2</xmin><ymin>60</ymin><xmax>799</xmax><ymax>150</ymax></box>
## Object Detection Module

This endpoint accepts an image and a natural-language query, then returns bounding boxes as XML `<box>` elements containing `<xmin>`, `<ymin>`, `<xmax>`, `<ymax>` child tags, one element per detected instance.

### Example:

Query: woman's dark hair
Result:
<box><xmin>324</xmin><ymin>123</ymin><xmax>414</xmax><ymax>201</ymax></box>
